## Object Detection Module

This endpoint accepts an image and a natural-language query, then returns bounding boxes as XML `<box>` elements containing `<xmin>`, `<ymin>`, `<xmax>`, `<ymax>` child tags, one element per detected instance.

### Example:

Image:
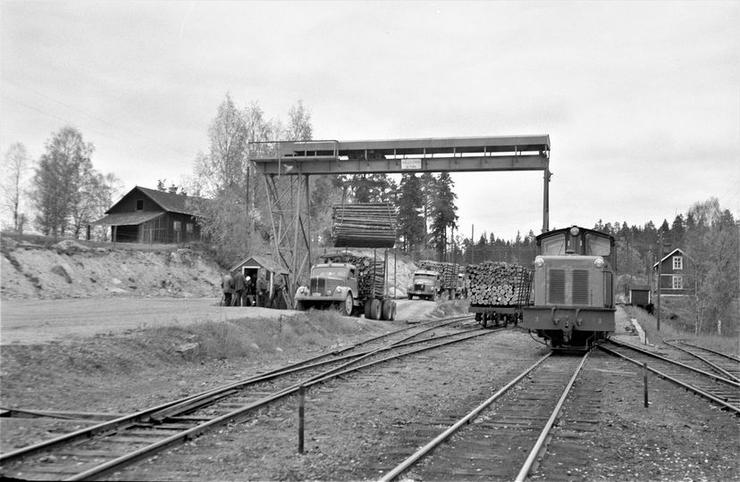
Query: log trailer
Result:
<box><xmin>294</xmin><ymin>252</ymin><xmax>397</xmax><ymax>320</ymax></box>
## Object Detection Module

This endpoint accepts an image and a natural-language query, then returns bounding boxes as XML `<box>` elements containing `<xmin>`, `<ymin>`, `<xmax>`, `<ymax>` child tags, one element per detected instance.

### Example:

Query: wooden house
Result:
<box><xmin>652</xmin><ymin>248</ymin><xmax>691</xmax><ymax>296</ymax></box>
<box><xmin>93</xmin><ymin>186</ymin><xmax>206</xmax><ymax>244</ymax></box>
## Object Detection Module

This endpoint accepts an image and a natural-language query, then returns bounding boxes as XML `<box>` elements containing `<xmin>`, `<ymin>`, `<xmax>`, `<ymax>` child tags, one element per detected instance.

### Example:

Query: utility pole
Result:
<box><xmin>471</xmin><ymin>224</ymin><xmax>475</xmax><ymax>264</ymax></box>
<box><xmin>656</xmin><ymin>232</ymin><xmax>662</xmax><ymax>331</ymax></box>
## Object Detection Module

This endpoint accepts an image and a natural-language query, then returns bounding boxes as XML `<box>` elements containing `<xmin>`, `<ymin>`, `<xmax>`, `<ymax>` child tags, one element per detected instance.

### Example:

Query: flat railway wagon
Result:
<box><xmin>466</xmin><ymin>261</ymin><xmax>532</xmax><ymax>328</ymax></box>
<box><xmin>522</xmin><ymin>225</ymin><xmax>616</xmax><ymax>349</ymax></box>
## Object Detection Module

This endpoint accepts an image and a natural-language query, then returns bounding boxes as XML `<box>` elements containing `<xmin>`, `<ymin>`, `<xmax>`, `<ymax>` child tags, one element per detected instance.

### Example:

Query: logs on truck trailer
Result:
<box><xmin>417</xmin><ymin>260</ymin><xmax>459</xmax><ymax>293</ymax></box>
<box><xmin>466</xmin><ymin>261</ymin><xmax>531</xmax><ymax>307</ymax></box>
<box><xmin>332</xmin><ymin>203</ymin><xmax>397</xmax><ymax>248</ymax></box>
<box><xmin>317</xmin><ymin>253</ymin><xmax>385</xmax><ymax>299</ymax></box>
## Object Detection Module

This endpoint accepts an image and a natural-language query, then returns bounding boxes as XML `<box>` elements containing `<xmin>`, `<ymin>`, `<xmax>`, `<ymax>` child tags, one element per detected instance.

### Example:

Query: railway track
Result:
<box><xmin>379</xmin><ymin>351</ymin><xmax>589</xmax><ymax>481</ymax></box>
<box><xmin>1</xmin><ymin>314</ymin><xmax>499</xmax><ymax>481</ymax></box>
<box><xmin>664</xmin><ymin>339</ymin><xmax>740</xmax><ymax>383</ymax></box>
<box><xmin>600</xmin><ymin>339</ymin><xmax>740</xmax><ymax>414</ymax></box>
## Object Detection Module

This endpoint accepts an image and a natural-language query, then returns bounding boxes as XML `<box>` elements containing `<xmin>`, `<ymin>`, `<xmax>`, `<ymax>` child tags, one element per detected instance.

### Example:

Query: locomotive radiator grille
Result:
<box><xmin>572</xmin><ymin>269</ymin><xmax>590</xmax><ymax>305</ymax></box>
<box><xmin>548</xmin><ymin>269</ymin><xmax>565</xmax><ymax>304</ymax></box>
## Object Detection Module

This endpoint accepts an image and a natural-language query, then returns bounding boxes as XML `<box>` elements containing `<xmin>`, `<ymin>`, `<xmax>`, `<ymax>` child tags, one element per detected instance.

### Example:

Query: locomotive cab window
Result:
<box><xmin>541</xmin><ymin>234</ymin><xmax>566</xmax><ymax>255</ymax></box>
<box><xmin>585</xmin><ymin>234</ymin><xmax>611</xmax><ymax>256</ymax></box>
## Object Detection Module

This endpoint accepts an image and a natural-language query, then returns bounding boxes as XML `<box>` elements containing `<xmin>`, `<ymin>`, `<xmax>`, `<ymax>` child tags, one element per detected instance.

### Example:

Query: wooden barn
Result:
<box><xmin>652</xmin><ymin>248</ymin><xmax>691</xmax><ymax>296</ymax></box>
<box><xmin>93</xmin><ymin>186</ymin><xmax>206</xmax><ymax>244</ymax></box>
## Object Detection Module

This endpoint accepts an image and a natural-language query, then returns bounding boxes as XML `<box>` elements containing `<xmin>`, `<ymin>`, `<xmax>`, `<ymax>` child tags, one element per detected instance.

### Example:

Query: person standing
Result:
<box><xmin>221</xmin><ymin>272</ymin><xmax>234</xmax><ymax>306</ymax></box>
<box><xmin>232</xmin><ymin>270</ymin><xmax>246</xmax><ymax>306</ymax></box>
<box><xmin>245</xmin><ymin>276</ymin><xmax>255</xmax><ymax>306</ymax></box>
<box><xmin>257</xmin><ymin>270</ymin><xmax>269</xmax><ymax>307</ymax></box>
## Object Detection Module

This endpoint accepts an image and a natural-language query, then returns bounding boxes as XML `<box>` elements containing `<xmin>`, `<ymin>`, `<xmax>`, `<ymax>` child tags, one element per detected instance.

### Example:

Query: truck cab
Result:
<box><xmin>295</xmin><ymin>263</ymin><xmax>358</xmax><ymax>316</ymax></box>
<box><xmin>407</xmin><ymin>270</ymin><xmax>441</xmax><ymax>301</ymax></box>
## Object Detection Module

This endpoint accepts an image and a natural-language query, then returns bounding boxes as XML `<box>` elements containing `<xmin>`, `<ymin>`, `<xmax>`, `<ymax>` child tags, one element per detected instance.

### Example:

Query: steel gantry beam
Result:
<box><xmin>252</xmin><ymin>135</ymin><xmax>551</xmax><ymax>295</ymax></box>
<box><xmin>253</xmin><ymin>135</ymin><xmax>550</xmax><ymax>175</ymax></box>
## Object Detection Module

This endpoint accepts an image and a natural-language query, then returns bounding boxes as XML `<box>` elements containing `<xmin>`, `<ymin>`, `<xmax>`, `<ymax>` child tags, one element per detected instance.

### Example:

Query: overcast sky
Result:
<box><xmin>2</xmin><ymin>1</ymin><xmax>738</xmax><ymax>239</ymax></box>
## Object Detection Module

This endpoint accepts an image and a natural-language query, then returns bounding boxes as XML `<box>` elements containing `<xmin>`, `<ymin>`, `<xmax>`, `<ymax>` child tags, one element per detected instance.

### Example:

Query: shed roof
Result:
<box><xmin>230</xmin><ymin>255</ymin><xmax>287</xmax><ymax>274</ymax></box>
<box><xmin>92</xmin><ymin>211</ymin><xmax>163</xmax><ymax>226</ymax></box>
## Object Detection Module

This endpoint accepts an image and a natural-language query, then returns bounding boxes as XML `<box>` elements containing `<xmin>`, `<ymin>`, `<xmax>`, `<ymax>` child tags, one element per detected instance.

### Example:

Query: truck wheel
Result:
<box><xmin>364</xmin><ymin>301</ymin><xmax>373</xmax><ymax>319</ymax></box>
<box><xmin>381</xmin><ymin>299</ymin><xmax>392</xmax><ymax>320</ymax></box>
<box><xmin>481</xmin><ymin>313</ymin><xmax>488</xmax><ymax>328</ymax></box>
<box><xmin>389</xmin><ymin>301</ymin><xmax>397</xmax><ymax>321</ymax></box>
<box><xmin>369</xmin><ymin>299</ymin><xmax>381</xmax><ymax>320</ymax></box>
<box><xmin>295</xmin><ymin>301</ymin><xmax>306</xmax><ymax>311</ymax></box>
<box><xmin>341</xmin><ymin>293</ymin><xmax>353</xmax><ymax>316</ymax></box>
<box><xmin>408</xmin><ymin>294</ymin><xmax>413</xmax><ymax>300</ymax></box>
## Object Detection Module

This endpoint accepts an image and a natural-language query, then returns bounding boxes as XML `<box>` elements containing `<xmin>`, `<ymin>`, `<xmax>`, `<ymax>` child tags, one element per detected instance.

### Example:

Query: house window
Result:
<box><xmin>673</xmin><ymin>256</ymin><xmax>683</xmax><ymax>270</ymax></box>
<box><xmin>173</xmin><ymin>221</ymin><xmax>181</xmax><ymax>231</ymax></box>
<box><xmin>672</xmin><ymin>275</ymin><xmax>683</xmax><ymax>290</ymax></box>
<box><xmin>136</xmin><ymin>199</ymin><xmax>144</xmax><ymax>211</ymax></box>
<box><xmin>186</xmin><ymin>223</ymin><xmax>193</xmax><ymax>233</ymax></box>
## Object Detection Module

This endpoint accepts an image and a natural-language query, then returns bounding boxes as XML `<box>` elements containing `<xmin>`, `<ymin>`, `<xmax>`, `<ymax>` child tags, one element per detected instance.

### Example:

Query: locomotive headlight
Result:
<box><xmin>570</xmin><ymin>226</ymin><xmax>580</xmax><ymax>236</ymax></box>
<box><xmin>594</xmin><ymin>257</ymin><xmax>605</xmax><ymax>268</ymax></box>
<box><xmin>534</xmin><ymin>256</ymin><xmax>545</xmax><ymax>268</ymax></box>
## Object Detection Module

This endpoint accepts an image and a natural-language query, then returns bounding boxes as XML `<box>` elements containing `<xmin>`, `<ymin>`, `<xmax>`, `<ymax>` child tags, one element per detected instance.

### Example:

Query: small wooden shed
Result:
<box><xmin>628</xmin><ymin>286</ymin><xmax>651</xmax><ymax>308</ymax></box>
<box><xmin>229</xmin><ymin>255</ymin><xmax>289</xmax><ymax>304</ymax></box>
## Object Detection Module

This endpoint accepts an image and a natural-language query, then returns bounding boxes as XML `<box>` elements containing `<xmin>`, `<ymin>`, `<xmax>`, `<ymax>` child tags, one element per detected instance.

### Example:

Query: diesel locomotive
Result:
<box><xmin>522</xmin><ymin>226</ymin><xmax>616</xmax><ymax>349</ymax></box>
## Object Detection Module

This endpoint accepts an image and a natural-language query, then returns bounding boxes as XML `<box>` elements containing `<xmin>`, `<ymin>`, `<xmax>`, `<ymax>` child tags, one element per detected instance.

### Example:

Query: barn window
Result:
<box><xmin>672</xmin><ymin>275</ymin><xmax>683</xmax><ymax>289</ymax></box>
<box><xmin>136</xmin><ymin>199</ymin><xmax>144</xmax><ymax>211</ymax></box>
<box><xmin>173</xmin><ymin>221</ymin><xmax>181</xmax><ymax>231</ymax></box>
<box><xmin>672</xmin><ymin>256</ymin><xmax>683</xmax><ymax>270</ymax></box>
<box><xmin>186</xmin><ymin>223</ymin><xmax>193</xmax><ymax>233</ymax></box>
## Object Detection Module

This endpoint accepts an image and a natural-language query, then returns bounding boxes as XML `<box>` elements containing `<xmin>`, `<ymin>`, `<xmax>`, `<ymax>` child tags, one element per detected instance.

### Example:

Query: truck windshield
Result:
<box><xmin>312</xmin><ymin>267</ymin><xmax>349</xmax><ymax>280</ymax></box>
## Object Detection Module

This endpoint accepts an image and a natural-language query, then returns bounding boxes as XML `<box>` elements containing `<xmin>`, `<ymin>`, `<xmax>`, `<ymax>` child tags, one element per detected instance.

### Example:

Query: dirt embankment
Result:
<box><xmin>0</xmin><ymin>237</ymin><xmax>422</xmax><ymax>302</ymax></box>
<box><xmin>1</xmin><ymin>236</ymin><xmax>224</xmax><ymax>300</ymax></box>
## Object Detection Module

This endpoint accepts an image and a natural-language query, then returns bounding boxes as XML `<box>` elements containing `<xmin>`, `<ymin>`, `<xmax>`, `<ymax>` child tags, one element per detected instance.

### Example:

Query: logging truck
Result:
<box><xmin>294</xmin><ymin>253</ymin><xmax>397</xmax><ymax>320</ymax></box>
<box><xmin>466</xmin><ymin>261</ymin><xmax>532</xmax><ymax>328</ymax></box>
<box><xmin>407</xmin><ymin>269</ymin><xmax>442</xmax><ymax>300</ymax></box>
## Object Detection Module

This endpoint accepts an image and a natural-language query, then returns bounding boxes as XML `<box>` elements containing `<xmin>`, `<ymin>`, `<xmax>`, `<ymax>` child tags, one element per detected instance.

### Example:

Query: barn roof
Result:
<box><xmin>92</xmin><ymin>211</ymin><xmax>163</xmax><ymax>226</ymax></box>
<box><xmin>105</xmin><ymin>186</ymin><xmax>206</xmax><ymax>216</ymax></box>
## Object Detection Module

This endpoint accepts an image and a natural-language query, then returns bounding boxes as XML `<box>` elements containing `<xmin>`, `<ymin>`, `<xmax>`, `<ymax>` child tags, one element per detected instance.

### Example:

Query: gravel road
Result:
<box><xmin>0</xmin><ymin>298</ymin><xmax>437</xmax><ymax>345</ymax></box>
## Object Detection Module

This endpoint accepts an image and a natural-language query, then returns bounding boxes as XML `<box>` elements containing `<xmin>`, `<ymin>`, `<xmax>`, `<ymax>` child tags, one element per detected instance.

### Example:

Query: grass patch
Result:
<box><xmin>623</xmin><ymin>305</ymin><xmax>739</xmax><ymax>356</ymax></box>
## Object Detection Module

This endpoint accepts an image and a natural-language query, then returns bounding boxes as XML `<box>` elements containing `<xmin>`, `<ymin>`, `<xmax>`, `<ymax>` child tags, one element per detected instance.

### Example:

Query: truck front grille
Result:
<box><xmin>310</xmin><ymin>278</ymin><xmax>325</xmax><ymax>293</ymax></box>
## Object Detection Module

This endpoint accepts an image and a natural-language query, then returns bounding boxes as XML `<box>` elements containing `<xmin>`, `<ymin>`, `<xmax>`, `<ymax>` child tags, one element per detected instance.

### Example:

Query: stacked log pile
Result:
<box><xmin>318</xmin><ymin>253</ymin><xmax>385</xmax><ymax>298</ymax></box>
<box><xmin>466</xmin><ymin>261</ymin><xmax>531</xmax><ymax>306</ymax></box>
<box><xmin>332</xmin><ymin>203</ymin><xmax>397</xmax><ymax>248</ymax></box>
<box><xmin>417</xmin><ymin>260</ymin><xmax>458</xmax><ymax>289</ymax></box>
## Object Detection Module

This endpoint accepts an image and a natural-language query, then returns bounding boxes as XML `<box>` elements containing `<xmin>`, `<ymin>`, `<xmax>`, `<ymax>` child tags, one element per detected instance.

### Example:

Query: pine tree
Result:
<box><xmin>430</xmin><ymin>172</ymin><xmax>458</xmax><ymax>260</ymax></box>
<box><xmin>397</xmin><ymin>173</ymin><xmax>425</xmax><ymax>252</ymax></box>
